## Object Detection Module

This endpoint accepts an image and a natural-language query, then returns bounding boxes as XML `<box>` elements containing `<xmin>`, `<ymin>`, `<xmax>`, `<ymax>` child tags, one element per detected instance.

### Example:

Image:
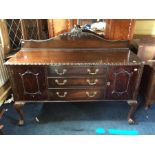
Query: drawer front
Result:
<box><xmin>47</xmin><ymin>65</ymin><xmax>106</xmax><ymax>77</ymax></box>
<box><xmin>48</xmin><ymin>88</ymin><xmax>105</xmax><ymax>101</ymax></box>
<box><xmin>48</xmin><ymin>77</ymin><xmax>106</xmax><ymax>88</ymax></box>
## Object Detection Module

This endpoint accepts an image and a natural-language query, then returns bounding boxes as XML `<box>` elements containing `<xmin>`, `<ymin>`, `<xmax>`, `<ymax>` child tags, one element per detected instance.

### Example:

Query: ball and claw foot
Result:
<box><xmin>127</xmin><ymin>100</ymin><xmax>138</xmax><ymax>125</ymax></box>
<box><xmin>128</xmin><ymin>118</ymin><xmax>135</xmax><ymax>125</ymax></box>
<box><xmin>18</xmin><ymin>120</ymin><xmax>24</xmax><ymax>126</ymax></box>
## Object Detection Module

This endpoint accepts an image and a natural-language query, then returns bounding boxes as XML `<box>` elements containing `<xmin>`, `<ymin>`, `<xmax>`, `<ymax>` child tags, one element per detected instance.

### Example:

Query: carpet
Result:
<box><xmin>1</xmin><ymin>97</ymin><xmax>155</xmax><ymax>135</ymax></box>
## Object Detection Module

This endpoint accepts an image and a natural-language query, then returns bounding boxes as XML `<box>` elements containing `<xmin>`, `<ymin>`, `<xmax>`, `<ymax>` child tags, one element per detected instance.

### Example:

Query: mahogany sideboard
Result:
<box><xmin>5</xmin><ymin>29</ymin><xmax>144</xmax><ymax>125</ymax></box>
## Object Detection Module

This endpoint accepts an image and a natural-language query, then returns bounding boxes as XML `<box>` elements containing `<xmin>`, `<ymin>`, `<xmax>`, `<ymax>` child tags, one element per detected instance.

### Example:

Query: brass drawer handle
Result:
<box><xmin>55</xmin><ymin>79</ymin><xmax>67</xmax><ymax>85</ymax></box>
<box><xmin>55</xmin><ymin>69</ymin><xmax>67</xmax><ymax>75</ymax></box>
<box><xmin>86</xmin><ymin>79</ymin><xmax>98</xmax><ymax>85</ymax></box>
<box><xmin>87</xmin><ymin>69</ymin><xmax>99</xmax><ymax>75</ymax></box>
<box><xmin>56</xmin><ymin>92</ymin><xmax>67</xmax><ymax>98</ymax></box>
<box><xmin>86</xmin><ymin>91</ymin><xmax>97</xmax><ymax>98</ymax></box>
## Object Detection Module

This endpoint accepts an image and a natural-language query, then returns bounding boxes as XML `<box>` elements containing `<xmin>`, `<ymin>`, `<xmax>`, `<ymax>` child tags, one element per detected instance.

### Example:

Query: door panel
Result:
<box><xmin>10</xmin><ymin>66</ymin><xmax>47</xmax><ymax>101</ymax></box>
<box><xmin>106</xmin><ymin>66</ymin><xmax>140</xmax><ymax>100</ymax></box>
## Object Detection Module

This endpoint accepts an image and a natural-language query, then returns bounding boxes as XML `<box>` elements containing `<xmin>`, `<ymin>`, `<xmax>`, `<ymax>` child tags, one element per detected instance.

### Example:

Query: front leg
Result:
<box><xmin>14</xmin><ymin>101</ymin><xmax>25</xmax><ymax>126</ymax></box>
<box><xmin>127</xmin><ymin>100</ymin><xmax>138</xmax><ymax>124</ymax></box>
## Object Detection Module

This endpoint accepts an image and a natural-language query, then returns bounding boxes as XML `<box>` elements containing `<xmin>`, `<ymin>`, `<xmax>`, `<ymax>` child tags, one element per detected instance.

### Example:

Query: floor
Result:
<box><xmin>1</xmin><ymin>97</ymin><xmax>155</xmax><ymax>135</ymax></box>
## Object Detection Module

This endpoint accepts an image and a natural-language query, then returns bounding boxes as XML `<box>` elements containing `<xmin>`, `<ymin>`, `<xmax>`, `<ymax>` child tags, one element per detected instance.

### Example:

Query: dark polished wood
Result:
<box><xmin>127</xmin><ymin>100</ymin><xmax>138</xmax><ymax>124</ymax></box>
<box><xmin>106</xmin><ymin>66</ymin><xmax>141</xmax><ymax>100</ymax></box>
<box><xmin>9</xmin><ymin>66</ymin><xmax>47</xmax><ymax>101</ymax></box>
<box><xmin>5</xmin><ymin>50</ymin><xmax>132</xmax><ymax>65</ymax></box>
<box><xmin>47</xmin><ymin>65</ymin><xmax>107</xmax><ymax>77</ymax></box>
<box><xmin>48</xmin><ymin>88</ymin><xmax>105</xmax><ymax>101</ymax></box>
<box><xmin>48</xmin><ymin>77</ymin><xmax>106</xmax><ymax>88</ymax></box>
<box><xmin>5</xmin><ymin>28</ymin><xmax>144</xmax><ymax>125</ymax></box>
<box><xmin>14</xmin><ymin>102</ymin><xmax>25</xmax><ymax>125</ymax></box>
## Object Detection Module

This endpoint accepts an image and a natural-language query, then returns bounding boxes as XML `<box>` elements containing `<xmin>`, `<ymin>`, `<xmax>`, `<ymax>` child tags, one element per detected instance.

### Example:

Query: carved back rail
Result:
<box><xmin>21</xmin><ymin>29</ymin><xmax>130</xmax><ymax>50</ymax></box>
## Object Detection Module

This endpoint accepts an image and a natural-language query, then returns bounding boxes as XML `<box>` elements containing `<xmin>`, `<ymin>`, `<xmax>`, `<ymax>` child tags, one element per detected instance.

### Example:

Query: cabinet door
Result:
<box><xmin>10</xmin><ymin>66</ymin><xmax>47</xmax><ymax>101</ymax></box>
<box><xmin>105</xmin><ymin>66</ymin><xmax>140</xmax><ymax>100</ymax></box>
<box><xmin>48</xmin><ymin>19</ymin><xmax>77</xmax><ymax>37</ymax></box>
<box><xmin>105</xmin><ymin>19</ymin><xmax>135</xmax><ymax>40</ymax></box>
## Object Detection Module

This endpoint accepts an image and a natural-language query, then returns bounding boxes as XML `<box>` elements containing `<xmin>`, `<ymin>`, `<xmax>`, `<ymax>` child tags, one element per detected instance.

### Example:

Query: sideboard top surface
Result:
<box><xmin>5</xmin><ymin>50</ymin><xmax>142</xmax><ymax>65</ymax></box>
<box><xmin>5</xmin><ymin>29</ymin><xmax>142</xmax><ymax>66</ymax></box>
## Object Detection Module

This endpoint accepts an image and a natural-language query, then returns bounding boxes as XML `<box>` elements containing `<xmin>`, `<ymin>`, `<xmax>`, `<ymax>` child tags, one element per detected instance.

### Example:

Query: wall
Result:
<box><xmin>134</xmin><ymin>20</ymin><xmax>155</xmax><ymax>35</ymax></box>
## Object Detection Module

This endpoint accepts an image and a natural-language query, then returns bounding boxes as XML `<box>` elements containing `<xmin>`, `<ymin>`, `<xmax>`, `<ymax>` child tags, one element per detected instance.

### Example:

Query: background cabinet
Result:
<box><xmin>48</xmin><ymin>19</ymin><xmax>77</xmax><ymax>37</ymax></box>
<box><xmin>47</xmin><ymin>19</ymin><xmax>136</xmax><ymax>40</ymax></box>
<box><xmin>105</xmin><ymin>19</ymin><xmax>135</xmax><ymax>40</ymax></box>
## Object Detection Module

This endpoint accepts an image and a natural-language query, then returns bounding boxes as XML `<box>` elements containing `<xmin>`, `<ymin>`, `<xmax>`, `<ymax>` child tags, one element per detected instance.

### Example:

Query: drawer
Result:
<box><xmin>48</xmin><ymin>88</ymin><xmax>105</xmax><ymax>101</ymax></box>
<box><xmin>47</xmin><ymin>65</ymin><xmax>106</xmax><ymax>77</ymax></box>
<box><xmin>47</xmin><ymin>77</ymin><xmax>106</xmax><ymax>88</ymax></box>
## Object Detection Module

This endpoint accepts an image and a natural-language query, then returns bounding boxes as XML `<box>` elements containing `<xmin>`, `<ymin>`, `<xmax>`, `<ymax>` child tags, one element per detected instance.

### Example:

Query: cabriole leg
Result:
<box><xmin>127</xmin><ymin>100</ymin><xmax>138</xmax><ymax>125</ymax></box>
<box><xmin>14</xmin><ymin>102</ymin><xmax>25</xmax><ymax>126</ymax></box>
